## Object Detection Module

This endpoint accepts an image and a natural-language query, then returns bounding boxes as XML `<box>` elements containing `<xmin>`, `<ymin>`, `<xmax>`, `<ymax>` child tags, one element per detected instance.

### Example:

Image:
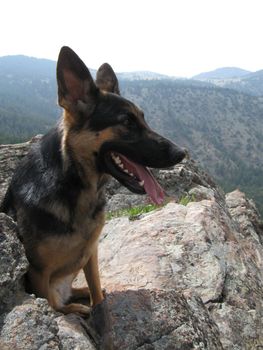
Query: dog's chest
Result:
<box><xmin>71</xmin><ymin>187</ymin><xmax>106</xmax><ymax>238</ymax></box>
<box><xmin>35</xmin><ymin>197</ymin><xmax>106</xmax><ymax>275</ymax></box>
<box><xmin>24</xmin><ymin>184</ymin><xmax>106</xmax><ymax>272</ymax></box>
<box><xmin>37</xmin><ymin>220</ymin><xmax>104</xmax><ymax>277</ymax></box>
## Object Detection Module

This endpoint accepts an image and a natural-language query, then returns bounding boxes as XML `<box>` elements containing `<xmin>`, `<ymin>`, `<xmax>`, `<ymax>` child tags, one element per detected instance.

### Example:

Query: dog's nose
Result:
<box><xmin>169</xmin><ymin>145</ymin><xmax>186</xmax><ymax>164</ymax></box>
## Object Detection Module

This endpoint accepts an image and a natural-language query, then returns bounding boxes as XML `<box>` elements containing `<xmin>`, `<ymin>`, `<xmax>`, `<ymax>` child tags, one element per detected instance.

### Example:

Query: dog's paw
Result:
<box><xmin>59</xmin><ymin>303</ymin><xmax>91</xmax><ymax>316</ymax></box>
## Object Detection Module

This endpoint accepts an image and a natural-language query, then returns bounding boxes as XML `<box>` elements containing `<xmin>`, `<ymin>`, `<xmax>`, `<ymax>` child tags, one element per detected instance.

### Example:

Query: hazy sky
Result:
<box><xmin>1</xmin><ymin>0</ymin><xmax>262</xmax><ymax>77</ymax></box>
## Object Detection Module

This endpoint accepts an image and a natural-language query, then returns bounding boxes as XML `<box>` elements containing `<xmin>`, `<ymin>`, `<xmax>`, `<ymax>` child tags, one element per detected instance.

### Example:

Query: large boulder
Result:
<box><xmin>87</xmin><ymin>185</ymin><xmax>263</xmax><ymax>349</ymax></box>
<box><xmin>94</xmin><ymin>290</ymin><xmax>223</xmax><ymax>350</ymax></box>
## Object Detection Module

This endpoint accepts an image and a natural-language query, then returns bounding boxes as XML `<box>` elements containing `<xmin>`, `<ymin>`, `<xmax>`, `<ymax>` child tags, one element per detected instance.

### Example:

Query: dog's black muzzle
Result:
<box><xmin>97</xmin><ymin>129</ymin><xmax>186</xmax><ymax>200</ymax></box>
<box><xmin>99</xmin><ymin>130</ymin><xmax>186</xmax><ymax>169</ymax></box>
<box><xmin>134</xmin><ymin>131</ymin><xmax>186</xmax><ymax>168</ymax></box>
<box><xmin>166</xmin><ymin>141</ymin><xmax>186</xmax><ymax>165</ymax></box>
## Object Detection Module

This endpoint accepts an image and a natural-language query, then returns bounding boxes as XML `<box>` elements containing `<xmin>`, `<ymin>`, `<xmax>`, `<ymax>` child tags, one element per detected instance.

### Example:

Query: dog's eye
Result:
<box><xmin>121</xmin><ymin>114</ymin><xmax>137</xmax><ymax>128</ymax></box>
<box><xmin>123</xmin><ymin>117</ymin><xmax>133</xmax><ymax>127</ymax></box>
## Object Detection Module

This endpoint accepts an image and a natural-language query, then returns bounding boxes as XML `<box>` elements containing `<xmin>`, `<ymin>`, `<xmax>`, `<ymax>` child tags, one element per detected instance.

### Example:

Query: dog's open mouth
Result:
<box><xmin>104</xmin><ymin>151</ymin><xmax>165</xmax><ymax>205</ymax></box>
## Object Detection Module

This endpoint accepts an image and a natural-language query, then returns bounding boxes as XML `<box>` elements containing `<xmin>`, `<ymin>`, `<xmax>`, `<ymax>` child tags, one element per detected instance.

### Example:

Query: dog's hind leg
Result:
<box><xmin>83</xmin><ymin>244</ymin><xmax>104</xmax><ymax>306</ymax></box>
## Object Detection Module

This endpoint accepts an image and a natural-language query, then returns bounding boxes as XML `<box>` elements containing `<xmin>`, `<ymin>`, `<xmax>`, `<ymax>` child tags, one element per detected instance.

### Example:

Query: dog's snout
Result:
<box><xmin>168</xmin><ymin>144</ymin><xmax>186</xmax><ymax>164</ymax></box>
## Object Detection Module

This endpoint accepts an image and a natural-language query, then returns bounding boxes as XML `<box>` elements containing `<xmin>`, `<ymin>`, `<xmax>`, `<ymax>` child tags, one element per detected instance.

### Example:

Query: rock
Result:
<box><xmin>106</xmin><ymin>190</ymin><xmax>146</xmax><ymax>213</ymax></box>
<box><xmin>0</xmin><ymin>296</ymin><xmax>97</xmax><ymax>350</ymax></box>
<box><xmin>56</xmin><ymin>314</ymin><xmax>96</xmax><ymax>350</ymax></box>
<box><xmin>0</xmin><ymin>213</ymin><xmax>28</xmax><ymax>314</ymax></box>
<box><xmin>188</xmin><ymin>185</ymin><xmax>217</xmax><ymax>202</ymax></box>
<box><xmin>96</xmin><ymin>200</ymin><xmax>228</xmax><ymax>303</ymax></box>
<box><xmin>90</xmin><ymin>290</ymin><xmax>223</xmax><ymax>350</ymax></box>
<box><xmin>226</xmin><ymin>189</ymin><xmax>263</xmax><ymax>244</ymax></box>
<box><xmin>0</xmin><ymin>298</ymin><xmax>60</xmax><ymax>350</ymax></box>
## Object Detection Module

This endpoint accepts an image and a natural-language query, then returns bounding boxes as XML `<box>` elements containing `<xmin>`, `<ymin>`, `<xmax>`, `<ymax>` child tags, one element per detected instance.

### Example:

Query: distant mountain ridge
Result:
<box><xmin>117</xmin><ymin>71</ymin><xmax>176</xmax><ymax>81</ymax></box>
<box><xmin>0</xmin><ymin>55</ymin><xmax>56</xmax><ymax>77</ymax></box>
<box><xmin>1</xmin><ymin>55</ymin><xmax>263</xmax><ymax>92</ymax></box>
<box><xmin>193</xmin><ymin>67</ymin><xmax>251</xmax><ymax>80</ymax></box>
<box><xmin>216</xmin><ymin>69</ymin><xmax>263</xmax><ymax>96</ymax></box>
<box><xmin>192</xmin><ymin>67</ymin><xmax>263</xmax><ymax>96</ymax></box>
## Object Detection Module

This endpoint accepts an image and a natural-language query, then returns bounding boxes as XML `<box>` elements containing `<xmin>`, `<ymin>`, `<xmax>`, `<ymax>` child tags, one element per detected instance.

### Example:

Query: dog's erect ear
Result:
<box><xmin>96</xmin><ymin>63</ymin><xmax>120</xmax><ymax>95</ymax></box>
<box><xmin>57</xmin><ymin>46</ymin><xmax>98</xmax><ymax>112</ymax></box>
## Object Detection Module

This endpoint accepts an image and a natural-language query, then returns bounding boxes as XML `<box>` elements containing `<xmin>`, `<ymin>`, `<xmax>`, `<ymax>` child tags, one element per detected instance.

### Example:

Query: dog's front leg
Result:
<box><xmin>83</xmin><ymin>243</ymin><xmax>104</xmax><ymax>306</ymax></box>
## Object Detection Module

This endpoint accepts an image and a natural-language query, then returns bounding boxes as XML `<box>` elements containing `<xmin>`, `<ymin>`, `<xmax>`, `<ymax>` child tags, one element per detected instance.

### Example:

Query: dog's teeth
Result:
<box><xmin>111</xmin><ymin>153</ymin><xmax>121</xmax><ymax>163</ymax></box>
<box><xmin>111</xmin><ymin>153</ymin><xmax>134</xmax><ymax>175</ymax></box>
<box><xmin>139</xmin><ymin>180</ymin><xmax>145</xmax><ymax>186</ymax></box>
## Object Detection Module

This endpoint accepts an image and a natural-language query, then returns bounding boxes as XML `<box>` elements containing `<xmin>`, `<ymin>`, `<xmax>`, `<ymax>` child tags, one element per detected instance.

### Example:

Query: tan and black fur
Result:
<box><xmin>1</xmin><ymin>47</ymin><xmax>185</xmax><ymax>315</ymax></box>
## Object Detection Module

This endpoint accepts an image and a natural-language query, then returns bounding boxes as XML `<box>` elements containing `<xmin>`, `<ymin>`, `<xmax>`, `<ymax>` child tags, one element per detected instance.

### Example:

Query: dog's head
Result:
<box><xmin>57</xmin><ymin>46</ymin><xmax>185</xmax><ymax>204</ymax></box>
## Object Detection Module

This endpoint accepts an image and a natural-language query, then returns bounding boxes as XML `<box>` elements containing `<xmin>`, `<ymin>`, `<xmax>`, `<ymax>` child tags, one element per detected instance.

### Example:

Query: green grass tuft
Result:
<box><xmin>106</xmin><ymin>203</ymin><xmax>161</xmax><ymax>220</ymax></box>
<box><xmin>179</xmin><ymin>194</ymin><xmax>196</xmax><ymax>206</ymax></box>
<box><xmin>106</xmin><ymin>195</ymin><xmax>197</xmax><ymax>220</ymax></box>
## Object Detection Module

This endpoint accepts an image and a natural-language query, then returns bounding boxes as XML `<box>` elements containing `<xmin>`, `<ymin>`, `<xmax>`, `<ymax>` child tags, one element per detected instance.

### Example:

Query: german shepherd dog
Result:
<box><xmin>1</xmin><ymin>47</ymin><xmax>185</xmax><ymax>315</ymax></box>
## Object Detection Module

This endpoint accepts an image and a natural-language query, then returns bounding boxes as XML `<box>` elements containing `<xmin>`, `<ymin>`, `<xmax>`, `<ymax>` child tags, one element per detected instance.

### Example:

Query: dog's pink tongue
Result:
<box><xmin>136</xmin><ymin>166</ymin><xmax>165</xmax><ymax>205</ymax></box>
<box><xmin>119</xmin><ymin>154</ymin><xmax>165</xmax><ymax>205</ymax></box>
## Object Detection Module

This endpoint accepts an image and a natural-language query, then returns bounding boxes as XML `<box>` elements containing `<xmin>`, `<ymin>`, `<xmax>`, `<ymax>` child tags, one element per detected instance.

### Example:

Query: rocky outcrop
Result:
<box><xmin>0</xmin><ymin>139</ymin><xmax>263</xmax><ymax>349</ymax></box>
<box><xmin>88</xmin><ymin>186</ymin><xmax>263</xmax><ymax>349</ymax></box>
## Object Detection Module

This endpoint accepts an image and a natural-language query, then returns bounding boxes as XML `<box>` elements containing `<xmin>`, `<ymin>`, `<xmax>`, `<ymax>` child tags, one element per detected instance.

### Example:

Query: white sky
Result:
<box><xmin>0</xmin><ymin>0</ymin><xmax>262</xmax><ymax>77</ymax></box>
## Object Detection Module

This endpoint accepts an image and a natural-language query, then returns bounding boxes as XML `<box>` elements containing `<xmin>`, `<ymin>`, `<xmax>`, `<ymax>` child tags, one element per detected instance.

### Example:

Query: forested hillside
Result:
<box><xmin>219</xmin><ymin>70</ymin><xmax>263</xmax><ymax>96</ymax></box>
<box><xmin>0</xmin><ymin>56</ymin><xmax>60</xmax><ymax>143</ymax></box>
<box><xmin>0</xmin><ymin>56</ymin><xmax>262</xmax><ymax>214</ymax></box>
